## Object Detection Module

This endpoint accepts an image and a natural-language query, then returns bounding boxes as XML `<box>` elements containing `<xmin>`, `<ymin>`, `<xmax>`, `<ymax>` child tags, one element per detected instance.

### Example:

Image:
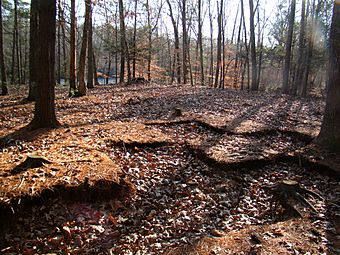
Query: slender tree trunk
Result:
<box><xmin>214</xmin><ymin>0</ymin><xmax>223</xmax><ymax>88</ymax></box>
<box><xmin>166</xmin><ymin>0</ymin><xmax>181</xmax><ymax>84</ymax></box>
<box><xmin>77</xmin><ymin>0</ymin><xmax>90</xmax><ymax>96</ymax></box>
<box><xmin>146</xmin><ymin>0</ymin><xmax>152</xmax><ymax>81</ymax></box>
<box><xmin>30</xmin><ymin>0</ymin><xmax>59</xmax><ymax>129</ymax></box>
<box><xmin>16</xmin><ymin>13</ymin><xmax>21</xmax><ymax>84</ymax></box>
<box><xmin>11</xmin><ymin>0</ymin><xmax>18</xmax><ymax>84</ymax></box>
<box><xmin>198</xmin><ymin>0</ymin><xmax>204</xmax><ymax>86</ymax></box>
<box><xmin>87</xmin><ymin>3</ymin><xmax>94</xmax><ymax>89</ymax></box>
<box><xmin>282</xmin><ymin>0</ymin><xmax>296</xmax><ymax>94</ymax></box>
<box><xmin>60</xmin><ymin>0</ymin><xmax>67</xmax><ymax>85</ymax></box>
<box><xmin>93</xmin><ymin>53</ymin><xmax>99</xmax><ymax>85</ymax></box>
<box><xmin>241</xmin><ymin>0</ymin><xmax>250</xmax><ymax>90</ymax></box>
<box><xmin>69</xmin><ymin>0</ymin><xmax>77</xmax><ymax>96</ymax></box>
<box><xmin>182</xmin><ymin>0</ymin><xmax>188</xmax><ymax>84</ymax></box>
<box><xmin>132</xmin><ymin>0</ymin><xmax>137</xmax><ymax>79</ymax></box>
<box><xmin>249</xmin><ymin>0</ymin><xmax>258</xmax><ymax>91</ymax></box>
<box><xmin>118</xmin><ymin>0</ymin><xmax>126</xmax><ymax>83</ymax></box>
<box><xmin>315</xmin><ymin>2</ymin><xmax>340</xmax><ymax>151</ymax></box>
<box><xmin>57</xmin><ymin>0</ymin><xmax>61</xmax><ymax>84</ymax></box>
<box><xmin>0</xmin><ymin>0</ymin><xmax>7</xmax><ymax>95</ymax></box>
<box><xmin>28</xmin><ymin>0</ymin><xmax>38</xmax><ymax>101</ymax></box>
<box><xmin>293</xmin><ymin>0</ymin><xmax>306</xmax><ymax>96</ymax></box>
<box><xmin>208</xmin><ymin>0</ymin><xmax>214</xmax><ymax>87</ymax></box>
<box><xmin>234</xmin><ymin>4</ymin><xmax>243</xmax><ymax>88</ymax></box>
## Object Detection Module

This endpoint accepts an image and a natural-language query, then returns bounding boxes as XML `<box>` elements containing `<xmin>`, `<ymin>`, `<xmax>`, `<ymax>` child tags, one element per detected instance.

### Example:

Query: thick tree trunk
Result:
<box><xmin>77</xmin><ymin>0</ymin><xmax>91</xmax><ymax>96</ymax></box>
<box><xmin>69</xmin><ymin>0</ymin><xmax>77</xmax><ymax>96</ymax></box>
<box><xmin>0</xmin><ymin>0</ymin><xmax>7</xmax><ymax>96</ymax></box>
<box><xmin>30</xmin><ymin>0</ymin><xmax>59</xmax><ymax>129</ymax></box>
<box><xmin>315</xmin><ymin>2</ymin><xmax>340</xmax><ymax>151</ymax></box>
<box><xmin>282</xmin><ymin>0</ymin><xmax>296</xmax><ymax>94</ymax></box>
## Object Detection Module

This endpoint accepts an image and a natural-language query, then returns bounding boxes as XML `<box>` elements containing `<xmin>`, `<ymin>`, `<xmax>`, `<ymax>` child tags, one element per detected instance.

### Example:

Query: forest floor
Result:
<box><xmin>0</xmin><ymin>83</ymin><xmax>339</xmax><ymax>255</ymax></box>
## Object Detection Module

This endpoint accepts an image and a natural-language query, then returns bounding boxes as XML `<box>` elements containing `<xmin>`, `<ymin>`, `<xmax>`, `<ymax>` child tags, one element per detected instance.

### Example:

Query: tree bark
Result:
<box><xmin>77</xmin><ymin>0</ymin><xmax>91</xmax><ymax>96</ymax></box>
<box><xmin>0</xmin><ymin>0</ymin><xmax>7</xmax><ymax>95</ymax></box>
<box><xmin>282</xmin><ymin>0</ymin><xmax>296</xmax><ymax>94</ymax></box>
<box><xmin>315</xmin><ymin>2</ymin><xmax>340</xmax><ymax>151</ymax></box>
<box><xmin>30</xmin><ymin>0</ymin><xmax>59</xmax><ymax>129</ymax></box>
<box><xmin>69</xmin><ymin>0</ymin><xmax>77</xmax><ymax>96</ymax></box>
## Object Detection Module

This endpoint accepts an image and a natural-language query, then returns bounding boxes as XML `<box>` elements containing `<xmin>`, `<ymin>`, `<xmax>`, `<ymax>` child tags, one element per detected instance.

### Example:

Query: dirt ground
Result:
<box><xmin>0</xmin><ymin>83</ymin><xmax>339</xmax><ymax>254</ymax></box>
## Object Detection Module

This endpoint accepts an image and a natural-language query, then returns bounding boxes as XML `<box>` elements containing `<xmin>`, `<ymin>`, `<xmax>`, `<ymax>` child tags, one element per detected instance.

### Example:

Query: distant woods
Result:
<box><xmin>0</xmin><ymin>0</ymin><xmax>334</xmax><ymax>97</ymax></box>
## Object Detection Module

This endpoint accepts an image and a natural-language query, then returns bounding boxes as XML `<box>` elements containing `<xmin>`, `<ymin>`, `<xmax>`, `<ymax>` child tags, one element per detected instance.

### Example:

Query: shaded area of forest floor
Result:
<box><xmin>0</xmin><ymin>83</ymin><xmax>339</xmax><ymax>254</ymax></box>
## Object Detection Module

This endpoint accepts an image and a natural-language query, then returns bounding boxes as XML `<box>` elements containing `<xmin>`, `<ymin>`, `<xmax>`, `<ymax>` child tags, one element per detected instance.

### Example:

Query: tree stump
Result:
<box><xmin>173</xmin><ymin>107</ymin><xmax>182</xmax><ymax>117</ymax></box>
<box><xmin>263</xmin><ymin>180</ymin><xmax>322</xmax><ymax>217</ymax></box>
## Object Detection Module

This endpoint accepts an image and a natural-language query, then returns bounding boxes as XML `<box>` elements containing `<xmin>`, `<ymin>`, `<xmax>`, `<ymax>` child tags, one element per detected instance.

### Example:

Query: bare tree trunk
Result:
<box><xmin>11</xmin><ymin>0</ymin><xmax>18</xmax><ymax>84</ymax></box>
<box><xmin>166</xmin><ymin>0</ymin><xmax>181</xmax><ymax>84</ymax></box>
<box><xmin>60</xmin><ymin>0</ymin><xmax>67</xmax><ymax>85</ymax></box>
<box><xmin>208</xmin><ymin>0</ymin><xmax>214</xmax><ymax>87</ymax></box>
<box><xmin>57</xmin><ymin>0</ymin><xmax>61</xmax><ymax>84</ymax></box>
<box><xmin>132</xmin><ymin>0</ymin><xmax>137</xmax><ymax>79</ymax></box>
<box><xmin>214</xmin><ymin>0</ymin><xmax>223</xmax><ymax>88</ymax></box>
<box><xmin>69</xmin><ymin>0</ymin><xmax>77</xmax><ymax>96</ymax></box>
<box><xmin>146</xmin><ymin>0</ymin><xmax>152</xmax><ymax>81</ymax></box>
<box><xmin>0</xmin><ymin>0</ymin><xmax>7</xmax><ymax>95</ymax></box>
<box><xmin>233</xmin><ymin>3</ymin><xmax>243</xmax><ymax>88</ymax></box>
<box><xmin>282</xmin><ymin>0</ymin><xmax>296</xmax><ymax>94</ymax></box>
<box><xmin>118</xmin><ymin>0</ymin><xmax>126</xmax><ymax>83</ymax></box>
<box><xmin>198</xmin><ymin>0</ymin><xmax>204</xmax><ymax>86</ymax></box>
<box><xmin>30</xmin><ymin>0</ymin><xmax>59</xmax><ymax>129</ymax></box>
<box><xmin>292</xmin><ymin>0</ymin><xmax>306</xmax><ymax>96</ymax></box>
<box><xmin>93</xmin><ymin>52</ymin><xmax>99</xmax><ymax>85</ymax></box>
<box><xmin>315</xmin><ymin>2</ymin><xmax>340</xmax><ymax>151</ymax></box>
<box><xmin>182</xmin><ymin>0</ymin><xmax>188</xmax><ymax>84</ymax></box>
<box><xmin>249</xmin><ymin>0</ymin><xmax>258</xmax><ymax>91</ymax></box>
<box><xmin>87</xmin><ymin>3</ymin><xmax>94</xmax><ymax>89</ymax></box>
<box><xmin>28</xmin><ymin>0</ymin><xmax>38</xmax><ymax>101</ymax></box>
<box><xmin>77</xmin><ymin>0</ymin><xmax>90</xmax><ymax>96</ymax></box>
